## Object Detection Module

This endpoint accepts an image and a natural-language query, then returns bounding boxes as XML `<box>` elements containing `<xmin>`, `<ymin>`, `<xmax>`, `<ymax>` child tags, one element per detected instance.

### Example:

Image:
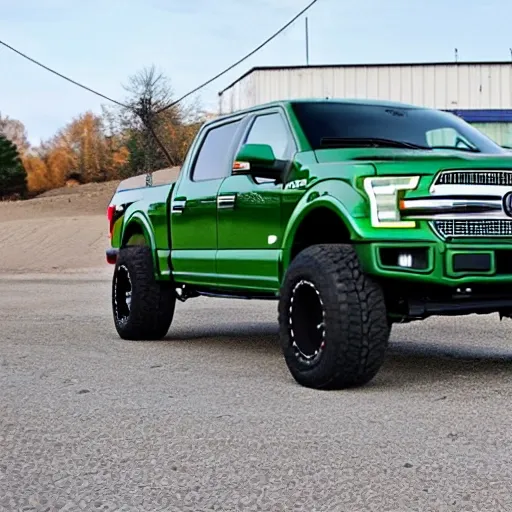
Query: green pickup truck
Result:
<box><xmin>106</xmin><ymin>98</ymin><xmax>512</xmax><ymax>390</ymax></box>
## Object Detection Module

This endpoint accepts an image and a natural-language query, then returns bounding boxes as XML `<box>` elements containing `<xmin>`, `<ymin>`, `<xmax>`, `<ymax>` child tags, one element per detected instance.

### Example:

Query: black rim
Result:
<box><xmin>114</xmin><ymin>264</ymin><xmax>132</xmax><ymax>324</ymax></box>
<box><xmin>289</xmin><ymin>280</ymin><xmax>326</xmax><ymax>363</ymax></box>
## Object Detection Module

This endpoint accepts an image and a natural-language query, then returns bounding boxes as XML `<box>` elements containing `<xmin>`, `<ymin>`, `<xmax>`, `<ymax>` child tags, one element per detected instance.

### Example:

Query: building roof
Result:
<box><xmin>218</xmin><ymin>60</ymin><xmax>512</xmax><ymax>96</ymax></box>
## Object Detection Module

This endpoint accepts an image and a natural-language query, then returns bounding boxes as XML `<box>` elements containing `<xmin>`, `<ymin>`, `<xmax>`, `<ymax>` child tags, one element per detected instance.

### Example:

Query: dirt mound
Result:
<box><xmin>0</xmin><ymin>181</ymin><xmax>119</xmax><ymax>221</ymax></box>
<box><xmin>0</xmin><ymin>168</ymin><xmax>182</xmax><ymax>274</ymax></box>
<box><xmin>36</xmin><ymin>180</ymin><xmax>121</xmax><ymax>199</ymax></box>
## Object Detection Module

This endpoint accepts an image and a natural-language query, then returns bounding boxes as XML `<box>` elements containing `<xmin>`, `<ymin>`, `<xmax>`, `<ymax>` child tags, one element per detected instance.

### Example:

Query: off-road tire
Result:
<box><xmin>278</xmin><ymin>244</ymin><xmax>390</xmax><ymax>389</ymax></box>
<box><xmin>112</xmin><ymin>245</ymin><xmax>175</xmax><ymax>340</ymax></box>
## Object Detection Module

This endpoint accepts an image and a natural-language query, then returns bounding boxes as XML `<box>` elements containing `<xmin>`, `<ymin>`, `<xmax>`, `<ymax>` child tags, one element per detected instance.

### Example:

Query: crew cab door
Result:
<box><xmin>215</xmin><ymin>109</ymin><xmax>296</xmax><ymax>292</ymax></box>
<box><xmin>170</xmin><ymin>117</ymin><xmax>244</xmax><ymax>285</ymax></box>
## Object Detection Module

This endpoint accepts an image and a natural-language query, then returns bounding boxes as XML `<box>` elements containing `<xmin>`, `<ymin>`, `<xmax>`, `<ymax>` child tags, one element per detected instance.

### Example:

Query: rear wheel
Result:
<box><xmin>112</xmin><ymin>245</ymin><xmax>175</xmax><ymax>340</ymax></box>
<box><xmin>278</xmin><ymin>244</ymin><xmax>390</xmax><ymax>389</ymax></box>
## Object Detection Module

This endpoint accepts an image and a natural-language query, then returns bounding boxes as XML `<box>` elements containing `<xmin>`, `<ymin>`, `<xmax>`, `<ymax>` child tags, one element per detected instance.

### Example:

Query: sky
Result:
<box><xmin>1</xmin><ymin>0</ymin><xmax>512</xmax><ymax>146</ymax></box>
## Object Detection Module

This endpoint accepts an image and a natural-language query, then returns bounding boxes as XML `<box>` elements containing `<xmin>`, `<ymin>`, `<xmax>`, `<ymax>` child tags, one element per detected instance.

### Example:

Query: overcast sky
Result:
<box><xmin>1</xmin><ymin>0</ymin><xmax>511</xmax><ymax>145</ymax></box>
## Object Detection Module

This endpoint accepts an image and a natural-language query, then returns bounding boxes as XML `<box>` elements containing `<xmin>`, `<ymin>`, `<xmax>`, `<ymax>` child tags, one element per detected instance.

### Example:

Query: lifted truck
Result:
<box><xmin>106</xmin><ymin>98</ymin><xmax>512</xmax><ymax>390</ymax></box>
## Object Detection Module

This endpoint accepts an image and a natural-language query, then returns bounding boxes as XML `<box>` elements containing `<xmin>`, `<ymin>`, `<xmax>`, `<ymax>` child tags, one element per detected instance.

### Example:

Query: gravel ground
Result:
<box><xmin>1</xmin><ymin>273</ymin><xmax>512</xmax><ymax>512</ymax></box>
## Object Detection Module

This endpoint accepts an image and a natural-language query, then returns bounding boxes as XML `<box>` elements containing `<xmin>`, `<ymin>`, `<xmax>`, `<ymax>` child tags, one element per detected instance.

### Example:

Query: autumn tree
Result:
<box><xmin>22</xmin><ymin>154</ymin><xmax>50</xmax><ymax>195</ymax></box>
<box><xmin>56</xmin><ymin>112</ymin><xmax>107</xmax><ymax>183</ymax></box>
<box><xmin>46</xmin><ymin>146</ymin><xmax>77</xmax><ymax>187</ymax></box>
<box><xmin>39</xmin><ymin>111</ymin><xmax>129</xmax><ymax>186</ymax></box>
<box><xmin>0</xmin><ymin>135</ymin><xmax>27</xmax><ymax>199</ymax></box>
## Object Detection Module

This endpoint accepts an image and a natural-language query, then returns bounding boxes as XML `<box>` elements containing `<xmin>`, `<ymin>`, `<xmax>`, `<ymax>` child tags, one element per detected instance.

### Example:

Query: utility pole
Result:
<box><xmin>136</xmin><ymin>96</ymin><xmax>175</xmax><ymax>184</ymax></box>
<box><xmin>138</xmin><ymin>97</ymin><xmax>154</xmax><ymax>187</ymax></box>
<box><xmin>305</xmin><ymin>17</ymin><xmax>310</xmax><ymax>65</ymax></box>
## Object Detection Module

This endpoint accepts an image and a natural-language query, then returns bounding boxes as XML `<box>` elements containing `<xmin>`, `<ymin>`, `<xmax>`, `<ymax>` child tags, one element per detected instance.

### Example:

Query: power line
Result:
<box><xmin>155</xmin><ymin>0</ymin><xmax>320</xmax><ymax>114</ymax></box>
<box><xmin>1</xmin><ymin>0</ymin><xmax>321</xmax><ymax>167</ymax></box>
<box><xmin>0</xmin><ymin>39</ymin><xmax>131</xmax><ymax>109</ymax></box>
<box><xmin>0</xmin><ymin>0</ymin><xmax>320</xmax><ymax>115</ymax></box>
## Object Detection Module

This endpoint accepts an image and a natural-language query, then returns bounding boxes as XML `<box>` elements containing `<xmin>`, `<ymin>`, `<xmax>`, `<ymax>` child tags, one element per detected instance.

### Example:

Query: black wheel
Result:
<box><xmin>278</xmin><ymin>244</ymin><xmax>390</xmax><ymax>389</ymax></box>
<box><xmin>112</xmin><ymin>245</ymin><xmax>176</xmax><ymax>340</ymax></box>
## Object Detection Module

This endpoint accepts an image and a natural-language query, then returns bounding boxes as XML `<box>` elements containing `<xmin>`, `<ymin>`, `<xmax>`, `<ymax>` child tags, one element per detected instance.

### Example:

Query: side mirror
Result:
<box><xmin>232</xmin><ymin>143</ymin><xmax>282</xmax><ymax>179</ymax></box>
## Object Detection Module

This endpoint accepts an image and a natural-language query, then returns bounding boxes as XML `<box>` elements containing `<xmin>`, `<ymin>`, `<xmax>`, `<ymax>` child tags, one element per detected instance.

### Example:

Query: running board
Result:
<box><xmin>174</xmin><ymin>283</ymin><xmax>278</xmax><ymax>302</ymax></box>
<box><xmin>196</xmin><ymin>290</ymin><xmax>278</xmax><ymax>301</ymax></box>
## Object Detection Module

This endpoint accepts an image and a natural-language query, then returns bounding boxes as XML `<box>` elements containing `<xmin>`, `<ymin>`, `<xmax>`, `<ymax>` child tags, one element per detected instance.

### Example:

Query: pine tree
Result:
<box><xmin>0</xmin><ymin>135</ymin><xmax>28</xmax><ymax>199</ymax></box>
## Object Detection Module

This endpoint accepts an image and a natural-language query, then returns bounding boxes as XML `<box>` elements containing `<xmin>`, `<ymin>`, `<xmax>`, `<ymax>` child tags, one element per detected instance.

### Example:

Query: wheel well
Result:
<box><xmin>291</xmin><ymin>208</ymin><xmax>351</xmax><ymax>261</ymax></box>
<box><xmin>122</xmin><ymin>222</ymin><xmax>149</xmax><ymax>247</ymax></box>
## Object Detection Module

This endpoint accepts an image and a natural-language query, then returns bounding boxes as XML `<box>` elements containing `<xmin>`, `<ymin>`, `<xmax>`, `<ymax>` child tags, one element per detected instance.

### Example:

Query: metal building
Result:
<box><xmin>218</xmin><ymin>61</ymin><xmax>512</xmax><ymax>146</ymax></box>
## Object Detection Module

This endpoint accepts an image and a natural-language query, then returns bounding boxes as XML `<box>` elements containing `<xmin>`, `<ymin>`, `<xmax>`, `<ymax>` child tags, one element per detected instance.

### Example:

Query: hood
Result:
<box><xmin>314</xmin><ymin>148</ymin><xmax>512</xmax><ymax>175</ymax></box>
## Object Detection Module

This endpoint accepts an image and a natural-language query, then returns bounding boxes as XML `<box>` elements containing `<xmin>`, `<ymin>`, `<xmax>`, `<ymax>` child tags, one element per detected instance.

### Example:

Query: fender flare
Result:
<box><xmin>281</xmin><ymin>190</ymin><xmax>366</xmax><ymax>272</ymax></box>
<box><xmin>121</xmin><ymin>212</ymin><xmax>159</xmax><ymax>268</ymax></box>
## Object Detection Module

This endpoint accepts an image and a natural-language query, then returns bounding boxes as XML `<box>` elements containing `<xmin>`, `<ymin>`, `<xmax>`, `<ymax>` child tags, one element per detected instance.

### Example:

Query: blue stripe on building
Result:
<box><xmin>446</xmin><ymin>109</ymin><xmax>512</xmax><ymax>123</ymax></box>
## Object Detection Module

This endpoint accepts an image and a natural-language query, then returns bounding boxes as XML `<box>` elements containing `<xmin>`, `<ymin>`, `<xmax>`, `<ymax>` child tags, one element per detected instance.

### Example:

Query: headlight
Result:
<box><xmin>363</xmin><ymin>176</ymin><xmax>420</xmax><ymax>228</ymax></box>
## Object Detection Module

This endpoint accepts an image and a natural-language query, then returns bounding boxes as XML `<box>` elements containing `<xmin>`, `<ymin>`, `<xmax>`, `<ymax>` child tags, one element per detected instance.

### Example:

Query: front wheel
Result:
<box><xmin>112</xmin><ymin>245</ymin><xmax>176</xmax><ymax>340</ymax></box>
<box><xmin>278</xmin><ymin>244</ymin><xmax>390</xmax><ymax>389</ymax></box>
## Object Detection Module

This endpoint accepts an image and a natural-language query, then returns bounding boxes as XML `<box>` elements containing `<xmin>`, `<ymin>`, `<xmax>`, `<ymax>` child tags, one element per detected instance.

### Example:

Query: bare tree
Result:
<box><xmin>121</xmin><ymin>66</ymin><xmax>179</xmax><ymax>172</ymax></box>
<box><xmin>124</xmin><ymin>65</ymin><xmax>175</xmax><ymax>114</ymax></box>
<box><xmin>116</xmin><ymin>65</ymin><xmax>205</xmax><ymax>176</ymax></box>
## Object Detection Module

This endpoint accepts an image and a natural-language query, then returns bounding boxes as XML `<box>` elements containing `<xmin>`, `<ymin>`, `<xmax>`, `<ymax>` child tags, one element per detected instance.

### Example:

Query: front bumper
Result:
<box><xmin>356</xmin><ymin>240</ymin><xmax>512</xmax><ymax>319</ymax></box>
<box><xmin>356</xmin><ymin>240</ymin><xmax>512</xmax><ymax>287</ymax></box>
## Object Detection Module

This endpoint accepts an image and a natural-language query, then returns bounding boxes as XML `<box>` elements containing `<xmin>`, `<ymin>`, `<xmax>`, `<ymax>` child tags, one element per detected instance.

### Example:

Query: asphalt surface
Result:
<box><xmin>1</xmin><ymin>273</ymin><xmax>512</xmax><ymax>512</ymax></box>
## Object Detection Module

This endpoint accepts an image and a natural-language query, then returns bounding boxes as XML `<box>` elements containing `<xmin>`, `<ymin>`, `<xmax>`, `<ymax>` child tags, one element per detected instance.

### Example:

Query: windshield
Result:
<box><xmin>292</xmin><ymin>101</ymin><xmax>506</xmax><ymax>154</ymax></box>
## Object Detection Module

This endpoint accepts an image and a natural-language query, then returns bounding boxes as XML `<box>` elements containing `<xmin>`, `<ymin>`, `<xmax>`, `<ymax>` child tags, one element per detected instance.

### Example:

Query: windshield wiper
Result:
<box><xmin>320</xmin><ymin>137</ymin><xmax>429</xmax><ymax>150</ymax></box>
<box><xmin>429</xmin><ymin>145</ymin><xmax>480</xmax><ymax>153</ymax></box>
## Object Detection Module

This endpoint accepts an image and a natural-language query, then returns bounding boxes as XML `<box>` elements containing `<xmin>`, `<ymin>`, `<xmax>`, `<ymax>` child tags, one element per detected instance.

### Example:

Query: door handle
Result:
<box><xmin>172</xmin><ymin>199</ymin><xmax>187</xmax><ymax>214</ymax></box>
<box><xmin>217</xmin><ymin>194</ymin><xmax>237</xmax><ymax>210</ymax></box>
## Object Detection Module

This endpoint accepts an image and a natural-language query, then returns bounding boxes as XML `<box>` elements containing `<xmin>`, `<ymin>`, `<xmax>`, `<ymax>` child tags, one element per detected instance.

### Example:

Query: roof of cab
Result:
<box><xmin>289</xmin><ymin>98</ymin><xmax>423</xmax><ymax>109</ymax></box>
<box><xmin>210</xmin><ymin>97</ymin><xmax>425</xmax><ymax>125</ymax></box>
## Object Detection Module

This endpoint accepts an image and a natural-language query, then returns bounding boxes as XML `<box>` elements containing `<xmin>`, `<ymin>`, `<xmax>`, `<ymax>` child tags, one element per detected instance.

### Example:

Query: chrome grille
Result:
<box><xmin>435</xmin><ymin>170</ymin><xmax>512</xmax><ymax>186</ymax></box>
<box><xmin>434</xmin><ymin>219</ymin><xmax>512</xmax><ymax>238</ymax></box>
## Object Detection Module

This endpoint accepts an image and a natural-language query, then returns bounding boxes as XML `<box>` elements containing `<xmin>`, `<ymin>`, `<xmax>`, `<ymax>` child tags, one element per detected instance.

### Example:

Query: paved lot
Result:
<box><xmin>1</xmin><ymin>273</ymin><xmax>512</xmax><ymax>511</ymax></box>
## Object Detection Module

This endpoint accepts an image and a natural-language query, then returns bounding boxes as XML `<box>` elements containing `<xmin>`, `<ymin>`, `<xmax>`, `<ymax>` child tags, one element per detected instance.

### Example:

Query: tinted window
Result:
<box><xmin>244</xmin><ymin>113</ymin><xmax>292</xmax><ymax>159</ymax></box>
<box><xmin>192</xmin><ymin>121</ymin><xmax>240</xmax><ymax>181</ymax></box>
<box><xmin>292</xmin><ymin>102</ymin><xmax>505</xmax><ymax>154</ymax></box>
